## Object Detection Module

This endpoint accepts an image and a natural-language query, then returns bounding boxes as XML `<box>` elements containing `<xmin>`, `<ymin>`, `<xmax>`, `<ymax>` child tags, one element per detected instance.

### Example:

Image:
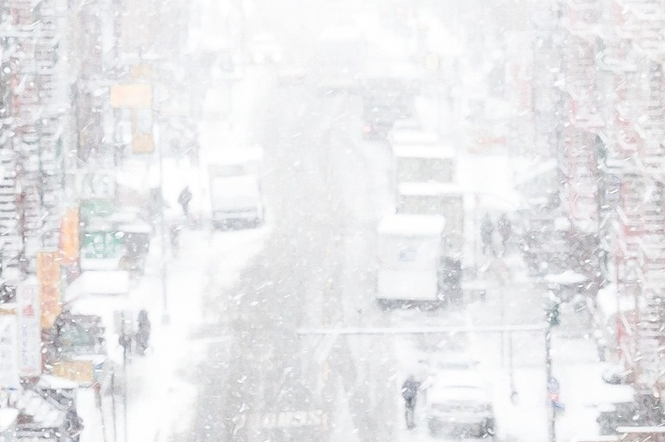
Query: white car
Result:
<box><xmin>423</xmin><ymin>354</ymin><xmax>495</xmax><ymax>438</ymax></box>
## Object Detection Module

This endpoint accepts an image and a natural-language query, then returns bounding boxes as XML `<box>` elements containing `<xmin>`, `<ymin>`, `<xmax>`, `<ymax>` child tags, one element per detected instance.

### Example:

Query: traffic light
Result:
<box><xmin>547</xmin><ymin>303</ymin><xmax>561</xmax><ymax>327</ymax></box>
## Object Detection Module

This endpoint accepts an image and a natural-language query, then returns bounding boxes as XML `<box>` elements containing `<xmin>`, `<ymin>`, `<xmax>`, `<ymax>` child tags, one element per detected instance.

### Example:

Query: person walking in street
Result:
<box><xmin>497</xmin><ymin>213</ymin><xmax>512</xmax><ymax>252</ymax></box>
<box><xmin>178</xmin><ymin>186</ymin><xmax>193</xmax><ymax>218</ymax></box>
<box><xmin>402</xmin><ymin>374</ymin><xmax>421</xmax><ymax>429</ymax></box>
<box><xmin>480</xmin><ymin>214</ymin><xmax>495</xmax><ymax>256</ymax></box>
<box><xmin>169</xmin><ymin>222</ymin><xmax>181</xmax><ymax>257</ymax></box>
<box><xmin>135</xmin><ymin>309</ymin><xmax>151</xmax><ymax>355</ymax></box>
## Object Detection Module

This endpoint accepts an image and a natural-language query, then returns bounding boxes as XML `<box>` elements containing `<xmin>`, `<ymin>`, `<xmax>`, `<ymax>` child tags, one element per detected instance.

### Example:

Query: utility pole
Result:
<box><xmin>545</xmin><ymin>321</ymin><xmax>556</xmax><ymax>442</ymax></box>
<box><xmin>159</xmin><ymin>135</ymin><xmax>170</xmax><ymax>326</ymax></box>
<box><xmin>120</xmin><ymin>311</ymin><xmax>130</xmax><ymax>442</ymax></box>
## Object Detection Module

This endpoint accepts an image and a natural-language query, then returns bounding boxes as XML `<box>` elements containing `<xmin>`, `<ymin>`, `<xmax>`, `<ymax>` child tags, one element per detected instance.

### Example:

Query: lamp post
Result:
<box><xmin>545</xmin><ymin>300</ymin><xmax>560</xmax><ymax>442</ymax></box>
<box><xmin>545</xmin><ymin>323</ymin><xmax>555</xmax><ymax>442</ymax></box>
<box><xmin>157</xmin><ymin>124</ymin><xmax>170</xmax><ymax>326</ymax></box>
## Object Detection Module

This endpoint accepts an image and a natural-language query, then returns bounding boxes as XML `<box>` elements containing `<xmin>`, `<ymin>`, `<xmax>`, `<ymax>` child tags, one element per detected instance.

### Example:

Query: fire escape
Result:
<box><xmin>559</xmin><ymin>0</ymin><xmax>602</xmax><ymax>236</ymax></box>
<box><xmin>609</xmin><ymin>0</ymin><xmax>665</xmax><ymax>397</ymax></box>
<box><xmin>34</xmin><ymin>0</ymin><xmax>65</xmax><ymax>249</ymax></box>
<box><xmin>0</xmin><ymin>0</ymin><xmax>65</xmax><ymax>274</ymax></box>
<box><xmin>555</xmin><ymin>0</ymin><xmax>603</xmax><ymax>286</ymax></box>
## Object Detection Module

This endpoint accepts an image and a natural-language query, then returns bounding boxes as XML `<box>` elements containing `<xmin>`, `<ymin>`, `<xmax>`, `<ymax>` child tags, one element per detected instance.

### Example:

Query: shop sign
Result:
<box><xmin>60</xmin><ymin>207</ymin><xmax>80</xmax><ymax>265</ymax></box>
<box><xmin>37</xmin><ymin>251</ymin><xmax>62</xmax><ymax>329</ymax></box>
<box><xmin>17</xmin><ymin>281</ymin><xmax>42</xmax><ymax>377</ymax></box>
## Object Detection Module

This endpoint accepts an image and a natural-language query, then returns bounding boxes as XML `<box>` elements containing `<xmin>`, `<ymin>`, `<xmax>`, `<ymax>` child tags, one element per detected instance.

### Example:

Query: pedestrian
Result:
<box><xmin>547</xmin><ymin>376</ymin><xmax>564</xmax><ymax>411</ymax></box>
<box><xmin>169</xmin><ymin>223</ymin><xmax>181</xmax><ymax>257</ymax></box>
<box><xmin>178</xmin><ymin>186</ymin><xmax>193</xmax><ymax>218</ymax></box>
<box><xmin>402</xmin><ymin>374</ymin><xmax>421</xmax><ymax>430</ymax></box>
<box><xmin>480</xmin><ymin>214</ymin><xmax>495</xmax><ymax>256</ymax></box>
<box><xmin>497</xmin><ymin>213</ymin><xmax>512</xmax><ymax>249</ymax></box>
<box><xmin>135</xmin><ymin>309</ymin><xmax>151</xmax><ymax>355</ymax></box>
<box><xmin>65</xmin><ymin>408</ymin><xmax>84</xmax><ymax>442</ymax></box>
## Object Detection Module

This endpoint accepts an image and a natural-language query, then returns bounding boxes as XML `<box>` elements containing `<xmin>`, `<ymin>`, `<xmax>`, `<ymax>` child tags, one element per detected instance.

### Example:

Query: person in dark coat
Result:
<box><xmin>178</xmin><ymin>186</ymin><xmax>193</xmax><ymax>217</ymax></box>
<box><xmin>497</xmin><ymin>213</ymin><xmax>512</xmax><ymax>248</ymax></box>
<box><xmin>402</xmin><ymin>375</ymin><xmax>421</xmax><ymax>429</ymax></box>
<box><xmin>480</xmin><ymin>214</ymin><xmax>495</xmax><ymax>256</ymax></box>
<box><xmin>135</xmin><ymin>309</ymin><xmax>151</xmax><ymax>355</ymax></box>
<box><xmin>65</xmin><ymin>408</ymin><xmax>84</xmax><ymax>442</ymax></box>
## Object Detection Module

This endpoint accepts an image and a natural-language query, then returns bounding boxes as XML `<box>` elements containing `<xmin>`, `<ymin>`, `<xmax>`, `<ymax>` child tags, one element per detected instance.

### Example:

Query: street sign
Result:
<box><xmin>81</xmin><ymin>231</ymin><xmax>123</xmax><ymax>260</ymax></box>
<box><xmin>16</xmin><ymin>281</ymin><xmax>42</xmax><ymax>377</ymax></box>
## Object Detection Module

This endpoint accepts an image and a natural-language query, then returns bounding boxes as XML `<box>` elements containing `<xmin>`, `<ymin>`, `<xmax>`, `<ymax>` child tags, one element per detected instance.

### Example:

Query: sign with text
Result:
<box><xmin>37</xmin><ymin>251</ymin><xmax>62</xmax><ymax>329</ymax></box>
<box><xmin>17</xmin><ymin>281</ymin><xmax>42</xmax><ymax>377</ymax></box>
<box><xmin>52</xmin><ymin>359</ymin><xmax>95</xmax><ymax>385</ymax></box>
<box><xmin>60</xmin><ymin>207</ymin><xmax>80</xmax><ymax>265</ymax></box>
<box><xmin>110</xmin><ymin>83</ymin><xmax>152</xmax><ymax>109</ymax></box>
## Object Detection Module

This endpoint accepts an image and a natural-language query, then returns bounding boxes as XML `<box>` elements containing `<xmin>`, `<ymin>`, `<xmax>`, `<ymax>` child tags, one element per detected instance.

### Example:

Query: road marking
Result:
<box><xmin>255</xmin><ymin>410</ymin><xmax>326</xmax><ymax>429</ymax></box>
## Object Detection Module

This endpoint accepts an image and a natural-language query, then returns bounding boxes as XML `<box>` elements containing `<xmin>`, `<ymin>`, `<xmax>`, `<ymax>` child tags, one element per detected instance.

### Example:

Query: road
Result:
<box><xmin>187</xmin><ymin>60</ymin><xmax>400</xmax><ymax>442</ymax></box>
<box><xmin>177</xmin><ymin>2</ymin><xmax>609</xmax><ymax>442</ymax></box>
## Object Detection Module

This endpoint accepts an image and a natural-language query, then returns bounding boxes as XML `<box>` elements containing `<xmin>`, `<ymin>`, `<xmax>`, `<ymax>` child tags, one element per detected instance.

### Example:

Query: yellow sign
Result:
<box><xmin>59</xmin><ymin>207</ymin><xmax>80</xmax><ymax>265</ymax></box>
<box><xmin>37</xmin><ymin>251</ymin><xmax>61</xmax><ymax>329</ymax></box>
<box><xmin>110</xmin><ymin>83</ymin><xmax>152</xmax><ymax>109</ymax></box>
<box><xmin>131</xmin><ymin>109</ymin><xmax>154</xmax><ymax>153</ymax></box>
<box><xmin>130</xmin><ymin>64</ymin><xmax>153</xmax><ymax>80</ymax></box>
<box><xmin>52</xmin><ymin>360</ymin><xmax>94</xmax><ymax>385</ymax></box>
<box><xmin>132</xmin><ymin>134</ymin><xmax>155</xmax><ymax>154</ymax></box>
<box><xmin>37</xmin><ymin>251</ymin><xmax>60</xmax><ymax>285</ymax></box>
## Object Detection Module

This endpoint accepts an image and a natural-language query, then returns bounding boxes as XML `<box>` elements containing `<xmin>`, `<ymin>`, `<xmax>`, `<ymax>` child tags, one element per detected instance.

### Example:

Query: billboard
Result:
<box><xmin>110</xmin><ymin>83</ymin><xmax>152</xmax><ymax>109</ymax></box>
<box><xmin>60</xmin><ymin>207</ymin><xmax>80</xmax><ymax>265</ymax></box>
<box><xmin>52</xmin><ymin>359</ymin><xmax>95</xmax><ymax>385</ymax></box>
<box><xmin>16</xmin><ymin>281</ymin><xmax>42</xmax><ymax>377</ymax></box>
<box><xmin>37</xmin><ymin>251</ymin><xmax>62</xmax><ymax>329</ymax></box>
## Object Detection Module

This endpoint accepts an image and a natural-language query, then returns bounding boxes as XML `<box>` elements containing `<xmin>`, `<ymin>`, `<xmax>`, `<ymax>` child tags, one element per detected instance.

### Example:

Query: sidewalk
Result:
<box><xmin>78</xmin><ymin>65</ymin><xmax>272</xmax><ymax>442</ymax></box>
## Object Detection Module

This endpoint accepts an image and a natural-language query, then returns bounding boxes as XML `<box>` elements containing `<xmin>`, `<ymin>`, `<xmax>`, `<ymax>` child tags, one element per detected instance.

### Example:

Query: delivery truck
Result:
<box><xmin>376</xmin><ymin>214</ymin><xmax>461</xmax><ymax>309</ymax></box>
<box><xmin>208</xmin><ymin>149</ymin><xmax>265</xmax><ymax>229</ymax></box>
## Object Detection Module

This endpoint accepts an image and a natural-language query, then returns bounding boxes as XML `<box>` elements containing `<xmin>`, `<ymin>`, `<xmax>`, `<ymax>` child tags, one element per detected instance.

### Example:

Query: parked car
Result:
<box><xmin>426</xmin><ymin>372</ymin><xmax>495</xmax><ymax>438</ymax></box>
<box><xmin>423</xmin><ymin>353</ymin><xmax>495</xmax><ymax>438</ymax></box>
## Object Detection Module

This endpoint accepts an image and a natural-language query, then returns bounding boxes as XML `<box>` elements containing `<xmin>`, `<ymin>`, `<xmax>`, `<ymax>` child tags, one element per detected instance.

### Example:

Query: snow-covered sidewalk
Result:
<box><xmin>78</xmin><ymin>65</ymin><xmax>272</xmax><ymax>442</ymax></box>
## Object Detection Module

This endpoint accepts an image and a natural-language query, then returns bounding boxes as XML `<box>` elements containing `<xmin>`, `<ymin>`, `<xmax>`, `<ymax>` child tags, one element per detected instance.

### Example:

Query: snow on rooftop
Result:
<box><xmin>390</xmin><ymin>130</ymin><xmax>440</xmax><ymax>146</ymax></box>
<box><xmin>377</xmin><ymin>214</ymin><xmax>445</xmax><ymax>236</ymax></box>
<box><xmin>203</xmin><ymin>146</ymin><xmax>264</xmax><ymax>166</ymax></box>
<box><xmin>398</xmin><ymin>182</ymin><xmax>463</xmax><ymax>196</ymax></box>
<box><xmin>37</xmin><ymin>375</ymin><xmax>79</xmax><ymax>390</ymax></box>
<box><xmin>393</xmin><ymin>145</ymin><xmax>456</xmax><ymax>159</ymax></box>
<box><xmin>65</xmin><ymin>271</ymin><xmax>130</xmax><ymax>302</ymax></box>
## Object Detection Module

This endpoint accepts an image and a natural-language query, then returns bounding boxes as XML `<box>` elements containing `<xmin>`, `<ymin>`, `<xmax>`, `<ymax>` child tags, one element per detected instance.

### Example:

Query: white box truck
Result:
<box><xmin>208</xmin><ymin>149</ymin><xmax>265</xmax><ymax>229</ymax></box>
<box><xmin>376</xmin><ymin>214</ymin><xmax>460</xmax><ymax>309</ymax></box>
<box><xmin>397</xmin><ymin>182</ymin><xmax>464</xmax><ymax>258</ymax></box>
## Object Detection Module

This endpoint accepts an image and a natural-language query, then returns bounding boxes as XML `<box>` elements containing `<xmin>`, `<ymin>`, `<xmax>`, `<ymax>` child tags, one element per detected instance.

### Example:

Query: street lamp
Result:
<box><xmin>545</xmin><ymin>298</ymin><xmax>561</xmax><ymax>442</ymax></box>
